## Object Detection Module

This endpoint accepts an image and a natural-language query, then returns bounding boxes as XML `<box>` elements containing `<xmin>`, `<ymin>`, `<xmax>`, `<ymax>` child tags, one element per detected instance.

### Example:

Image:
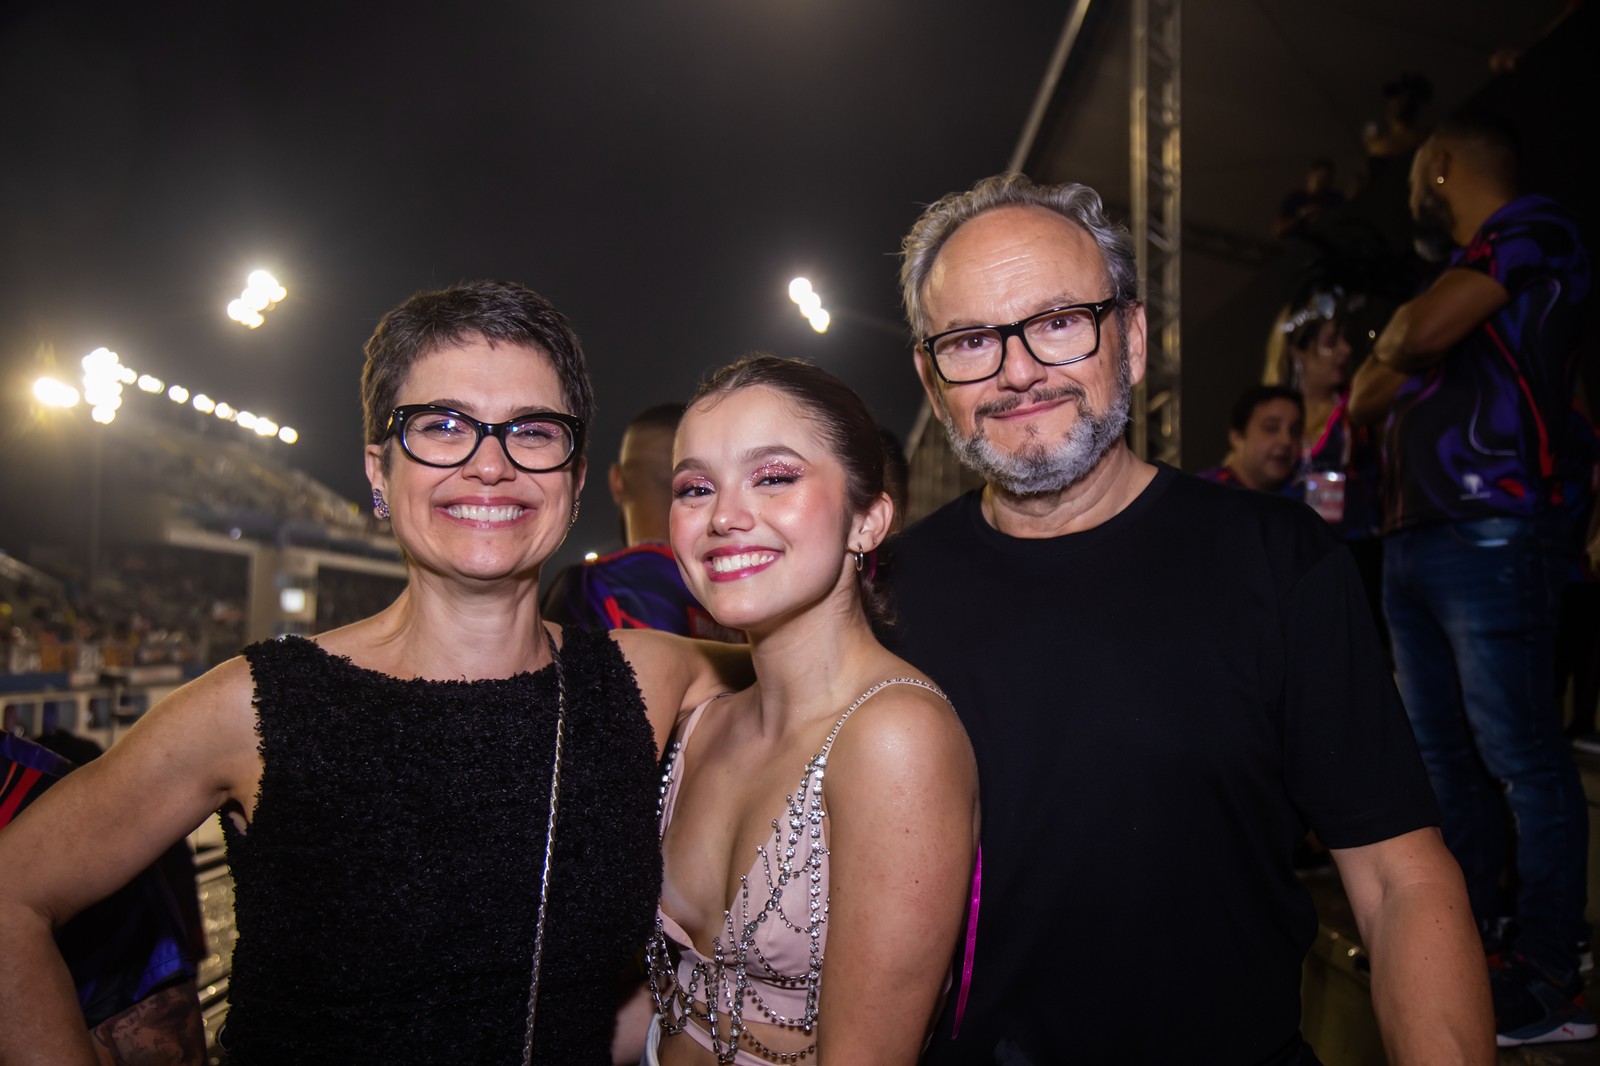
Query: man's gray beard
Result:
<box><xmin>936</xmin><ymin>341</ymin><xmax>1132</xmax><ymax>497</ymax></box>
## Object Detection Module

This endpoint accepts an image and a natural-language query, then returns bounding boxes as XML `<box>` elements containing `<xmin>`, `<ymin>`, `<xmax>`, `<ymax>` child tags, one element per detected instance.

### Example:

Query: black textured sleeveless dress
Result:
<box><xmin>220</xmin><ymin>628</ymin><xmax>661</xmax><ymax>1065</ymax></box>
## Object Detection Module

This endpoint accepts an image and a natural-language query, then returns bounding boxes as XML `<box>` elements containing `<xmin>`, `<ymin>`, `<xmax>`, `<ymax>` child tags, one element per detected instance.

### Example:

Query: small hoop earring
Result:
<box><xmin>372</xmin><ymin>488</ymin><xmax>390</xmax><ymax>520</ymax></box>
<box><xmin>854</xmin><ymin>549</ymin><xmax>865</xmax><ymax>572</ymax></box>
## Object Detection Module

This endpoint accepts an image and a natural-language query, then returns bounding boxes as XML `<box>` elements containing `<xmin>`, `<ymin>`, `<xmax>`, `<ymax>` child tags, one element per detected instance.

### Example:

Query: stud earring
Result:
<box><xmin>372</xmin><ymin>488</ymin><xmax>390</xmax><ymax>520</ymax></box>
<box><xmin>1435</xmin><ymin>175</ymin><xmax>1445</xmax><ymax>185</ymax></box>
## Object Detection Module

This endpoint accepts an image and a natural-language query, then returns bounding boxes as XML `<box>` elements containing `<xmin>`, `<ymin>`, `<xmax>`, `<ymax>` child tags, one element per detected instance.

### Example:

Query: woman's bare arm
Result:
<box><xmin>816</xmin><ymin>686</ymin><xmax>979</xmax><ymax>1064</ymax></box>
<box><xmin>0</xmin><ymin>658</ymin><xmax>262</xmax><ymax>1066</ymax></box>
<box><xmin>611</xmin><ymin>631</ymin><xmax>753</xmax><ymax>755</ymax></box>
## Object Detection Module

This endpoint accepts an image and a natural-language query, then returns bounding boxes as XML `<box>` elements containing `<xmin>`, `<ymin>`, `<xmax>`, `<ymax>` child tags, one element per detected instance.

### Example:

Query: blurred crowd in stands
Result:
<box><xmin>0</xmin><ymin>547</ymin><xmax>246</xmax><ymax>678</ymax></box>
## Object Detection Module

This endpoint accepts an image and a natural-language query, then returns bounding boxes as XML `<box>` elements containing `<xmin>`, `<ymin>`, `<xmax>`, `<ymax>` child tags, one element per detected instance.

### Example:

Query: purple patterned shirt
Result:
<box><xmin>1382</xmin><ymin>194</ymin><xmax>1590</xmax><ymax>531</ymax></box>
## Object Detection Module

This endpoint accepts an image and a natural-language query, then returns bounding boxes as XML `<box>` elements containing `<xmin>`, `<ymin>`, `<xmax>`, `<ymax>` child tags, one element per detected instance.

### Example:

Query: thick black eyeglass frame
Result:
<box><xmin>385</xmin><ymin>404</ymin><xmax>585</xmax><ymax>473</ymax></box>
<box><xmin>919</xmin><ymin>298</ymin><xmax>1119</xmax><ymax>384</ymax></box>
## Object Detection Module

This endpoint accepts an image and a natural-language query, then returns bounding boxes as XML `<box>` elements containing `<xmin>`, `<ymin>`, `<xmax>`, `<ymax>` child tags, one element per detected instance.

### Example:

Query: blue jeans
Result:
<box><xmin>1384</xmin><ymin>516</ymin><xmax>1589</xmax><ymax>977</ymax></box>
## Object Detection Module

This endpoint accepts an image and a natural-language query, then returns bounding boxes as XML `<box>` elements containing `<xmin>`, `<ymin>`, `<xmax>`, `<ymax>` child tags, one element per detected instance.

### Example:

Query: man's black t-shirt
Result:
<box><xmin>880</xmin><ymin>463</ymin><xmax>1437</xmax><ymax>1065</ymax></box>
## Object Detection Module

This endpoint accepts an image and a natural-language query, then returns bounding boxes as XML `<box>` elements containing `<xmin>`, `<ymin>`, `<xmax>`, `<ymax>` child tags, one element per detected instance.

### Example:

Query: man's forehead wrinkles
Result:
<box><xmin>927</xmin><ymin>258</ymin><xmax>1102</xmax><ymax>333</ymax></box>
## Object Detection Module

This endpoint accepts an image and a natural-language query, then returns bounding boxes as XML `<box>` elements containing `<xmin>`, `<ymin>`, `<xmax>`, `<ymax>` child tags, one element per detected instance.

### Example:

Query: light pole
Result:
<box><xmin>32</xmin><ymin>373</ymin><xmax>104</xmax><ymax>585</ymax></box>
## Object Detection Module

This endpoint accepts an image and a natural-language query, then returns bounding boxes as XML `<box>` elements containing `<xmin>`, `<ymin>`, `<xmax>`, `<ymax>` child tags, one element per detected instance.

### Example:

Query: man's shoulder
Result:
<box><xmin>887</xmin><ymin>467</ymin><xmax>1326</xmax><ymax>552</ymax></box>
<box><xmin>580</xmin><ymin>543</ymin><xmax>685</xmax><ymax>588</ymax></box>
<box><xmin>1497</xmin><ymin>193</ymin><xmax>1581</xmax><ymax>230</ymax></box>
<box><xmin>1171</xmin><ymin>466</ymin><xmax>1307</xmax><ymax>513</ymax></box>
<box><xmin>1164</xmin><ymin>468</ymin><xmax>1343</xmax><ymax>569</ymax></box>
<box><xmin>891</xmin><ymin>467</ymin><xmax>1263</xmax><ymax>547</ymax></box>
<box><xmin>890</xmin><ymin>492</ymin><xmax>981</xmax><ymax>551</ymax></box>
<box><xmin>1473</xmin><ymin>195</ymin><xmax>1589</xmax><ymax>269</ymax></box>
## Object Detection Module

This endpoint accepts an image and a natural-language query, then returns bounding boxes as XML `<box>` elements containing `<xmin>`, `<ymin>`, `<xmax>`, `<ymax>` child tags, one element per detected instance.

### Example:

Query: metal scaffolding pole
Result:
<box><xmin>1130</xmin><ymin>0</ymin><xmax>1182</xmax><ymax>465</ymax></box>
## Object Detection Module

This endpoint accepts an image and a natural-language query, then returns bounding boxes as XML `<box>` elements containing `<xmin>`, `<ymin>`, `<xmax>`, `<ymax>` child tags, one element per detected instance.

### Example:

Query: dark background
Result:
<box><xmin>2</xmin><ymin>1</ymin><xmax>1579</xmax><ymax>572</ymax></box>
<box><xmin>1</xmin><ymin>0</ymin><xmax>1065</xmax><ymax>567</ymax></box>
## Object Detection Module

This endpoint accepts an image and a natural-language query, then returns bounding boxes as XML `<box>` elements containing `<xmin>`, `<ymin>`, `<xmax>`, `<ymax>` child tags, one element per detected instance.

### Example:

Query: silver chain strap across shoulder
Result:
<box><xmin>521</xmin><ymin>629</ymin><xmax>567</xmax><ymax>1066</ymax></box>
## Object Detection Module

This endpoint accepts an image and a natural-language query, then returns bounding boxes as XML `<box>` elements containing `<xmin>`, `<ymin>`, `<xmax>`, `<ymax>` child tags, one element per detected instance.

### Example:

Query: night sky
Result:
<box><xmin>2</xmin><ymin>1</ymin><xmax>1065</xmax><ymax>566</ymax></box>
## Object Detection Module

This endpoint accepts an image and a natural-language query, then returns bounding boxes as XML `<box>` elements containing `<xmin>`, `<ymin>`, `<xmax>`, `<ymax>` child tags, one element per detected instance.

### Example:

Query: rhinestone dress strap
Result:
<box><xmin>819</xmin><ymin>676</ymin><xmax>948</xmax><ymax>761</ymax></box>
<box><xmin>646</xmin><ymin>676</ymin><xmax>947</xmax><ymax>1064</ymax></box>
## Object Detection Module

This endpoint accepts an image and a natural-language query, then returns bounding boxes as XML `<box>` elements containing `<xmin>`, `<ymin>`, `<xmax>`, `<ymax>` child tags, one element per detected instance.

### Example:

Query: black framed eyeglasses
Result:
<box><xmin>919</xmin><ymin>299</ymin><xmax>1118</xmax><ymax>384</ymax></box>
<box><xmin>385</xmin><ymin>405</ymin><xmax>584</xmax><ymax>473</ymax></box>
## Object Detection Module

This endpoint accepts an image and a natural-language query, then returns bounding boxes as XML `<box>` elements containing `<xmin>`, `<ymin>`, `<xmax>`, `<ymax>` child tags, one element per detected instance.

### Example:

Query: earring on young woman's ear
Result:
<box><xmin>854</xmin><ymin>548</ymin><xmax>865</xmax><ymax>572</ymax></box>
<box><xmin>373</xmin><ymin>488</ymin><xmax>390</xmax><ymax>520</ymax></box>
<box><xmin>569</xmin><ymin>500</ymin><xmax>581</xmax><ymax>527</ymax></box>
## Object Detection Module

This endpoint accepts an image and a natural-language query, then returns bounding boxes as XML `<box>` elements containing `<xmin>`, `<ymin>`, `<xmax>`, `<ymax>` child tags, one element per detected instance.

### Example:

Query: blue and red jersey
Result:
<box><xmin>541</xmin><ymin>542</ymin><xmax>741</xmax><ymax>641</ymax></box>
<box><xmin>0</xmin><ymin>735</ymin><xmax>204</xmax><ymax>1027</ymax></box>
<box><xmin>1381</xmin><ymin>194</ymin><xmax>1591</xmax><ymax>532</ymax></box>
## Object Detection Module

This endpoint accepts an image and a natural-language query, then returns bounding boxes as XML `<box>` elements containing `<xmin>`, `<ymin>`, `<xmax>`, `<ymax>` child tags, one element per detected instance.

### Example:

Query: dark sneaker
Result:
<box><xmin>1493</xmin><ymin>957</ymin><xmax>1598</xmax><ymax>1047</ymax></box>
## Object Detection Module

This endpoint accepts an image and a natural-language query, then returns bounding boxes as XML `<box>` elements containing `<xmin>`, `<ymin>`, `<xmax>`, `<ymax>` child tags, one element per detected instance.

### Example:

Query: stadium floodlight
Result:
<box><xmin>33</xmin><ymin>377</ymin><xmax>81</xmax><ymax>408</ymax></box>
<box><xmin>80</xmin><ymin>348</ymin><xmax>125</xmax><ymax>424</ymax></box>
<box><xmin>82</xmin><ymin>347</ymin><xmax>118</xmax><ymax>371</ymax></box>
<box><xmin>229</xmin><ymin>269</ymin><xmax>286</xmax><ymax>328</ymax></box>
<box><xmin>786</xmin><ymin>277</ymin><xmax>830</xmax><ymax>334</ymax></box>
<box><xmin>49</xmin><ymin>345</ymin><xmax>296</xmax><ymax>444</ymax></box>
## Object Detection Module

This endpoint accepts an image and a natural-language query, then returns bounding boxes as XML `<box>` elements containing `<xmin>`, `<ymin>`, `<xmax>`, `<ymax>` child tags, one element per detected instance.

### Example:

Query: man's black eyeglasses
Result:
<box><xmin>919</xmin><ymin>299</ymin><xmax>1118</xmax><ymax>384</ymax></box>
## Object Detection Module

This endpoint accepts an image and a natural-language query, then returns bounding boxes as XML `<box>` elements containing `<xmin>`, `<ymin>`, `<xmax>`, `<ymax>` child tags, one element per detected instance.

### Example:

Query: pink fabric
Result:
<box><xmin>952</xmin><ymin>845</ymin><xmax>981</xmax><ymax>1037</ymax></box>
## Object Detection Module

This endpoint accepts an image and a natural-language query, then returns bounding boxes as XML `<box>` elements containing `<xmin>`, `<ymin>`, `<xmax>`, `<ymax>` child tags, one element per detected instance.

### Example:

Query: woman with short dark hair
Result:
<box><xmin>0</xmin><ymin>280</ymin><xmax>745</xmax><ymax>1065</ymax></box>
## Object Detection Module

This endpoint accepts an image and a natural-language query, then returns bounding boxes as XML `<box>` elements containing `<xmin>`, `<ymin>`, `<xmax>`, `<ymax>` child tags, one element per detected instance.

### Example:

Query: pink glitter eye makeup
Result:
<box><xmin>672</xmin><ymin>477</ymin><xmax>712</xmax><ymax>499</ymax></box>
<box><xmin>751</xmin><ymin>461</ymin><xmax>803</xmax><ymax>486</ymax></box>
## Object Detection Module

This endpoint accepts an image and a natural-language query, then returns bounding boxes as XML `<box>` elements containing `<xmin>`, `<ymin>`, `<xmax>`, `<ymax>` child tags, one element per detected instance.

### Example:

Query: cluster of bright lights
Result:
<box><xmin>788</xmin><ymin>278</ymin><xmax>830</xmax><ymax>334</ymax></box>
<box><xmin>81</xmin><ymin>347</ymin><xmax>131</xmax><ymax>424</ymax></box>
<box><xmin>31</xmin><ymin>347</ymin><xmax>298</xmax><ymax>444</ymax></box>
<box><xmin>227</xmin><ymin>270</ymin><xmax>287</xmax><ymax>329</ymax></box>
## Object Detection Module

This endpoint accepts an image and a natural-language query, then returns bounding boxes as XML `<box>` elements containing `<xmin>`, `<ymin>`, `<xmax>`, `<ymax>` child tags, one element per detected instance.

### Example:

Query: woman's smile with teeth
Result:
<box><xmin>710</xmin><ymin>551</ymin><xmax>776</xmax><ymax>574</ymax></box>
<box><xmin>444</xmin><ymin>503</ymin><xmax>525</xmax><ymax>522</ymax></box>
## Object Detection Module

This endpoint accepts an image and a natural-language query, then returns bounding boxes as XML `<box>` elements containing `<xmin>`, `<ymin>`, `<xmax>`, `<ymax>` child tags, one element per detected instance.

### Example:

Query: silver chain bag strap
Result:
<box><xmin>521</xmin><ymin>629</ymin><xmax>567</xmax><ymax>1066</ymax></box>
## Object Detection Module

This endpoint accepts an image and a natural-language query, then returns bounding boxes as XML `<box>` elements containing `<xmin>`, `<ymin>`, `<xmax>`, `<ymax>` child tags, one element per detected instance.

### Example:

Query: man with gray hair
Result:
<box><xmin>881</xmin><ymin>173</ymin><xmax>1491</xmax><ymax>1064</ymax></box>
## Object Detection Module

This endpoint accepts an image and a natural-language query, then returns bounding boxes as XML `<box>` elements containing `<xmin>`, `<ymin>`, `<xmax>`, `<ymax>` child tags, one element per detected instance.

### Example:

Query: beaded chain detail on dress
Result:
<box><xmin>646</xmin><ymin>677</ymin><xmax>946</xmax><ymax>1064</ymax></box>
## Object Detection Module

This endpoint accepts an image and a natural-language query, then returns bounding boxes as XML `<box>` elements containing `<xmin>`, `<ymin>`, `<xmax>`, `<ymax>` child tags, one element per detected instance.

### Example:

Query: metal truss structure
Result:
<box><xmin>1130</xmin><ymin>0</ymin><xmax>1182</xmax><ymax>465</ymax></box>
